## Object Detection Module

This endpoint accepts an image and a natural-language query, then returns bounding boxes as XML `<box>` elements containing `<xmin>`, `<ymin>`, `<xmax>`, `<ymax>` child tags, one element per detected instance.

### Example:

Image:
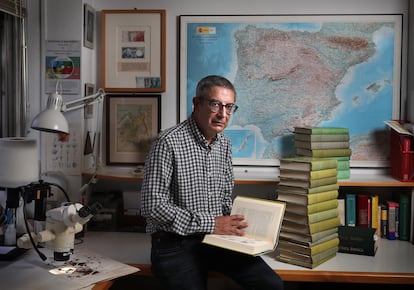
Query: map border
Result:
<box><xmin>179</xmin><ymin>14</ymin><xmax>403</xmax><ymax>167</ymax></box>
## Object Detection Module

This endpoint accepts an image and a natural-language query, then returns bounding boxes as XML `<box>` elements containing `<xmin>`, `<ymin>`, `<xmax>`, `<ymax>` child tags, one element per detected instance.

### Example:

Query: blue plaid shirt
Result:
<box><xmin>141</xmin><ymin>116</ymin><xmax>234</xmax><ymax>235</ymax></box>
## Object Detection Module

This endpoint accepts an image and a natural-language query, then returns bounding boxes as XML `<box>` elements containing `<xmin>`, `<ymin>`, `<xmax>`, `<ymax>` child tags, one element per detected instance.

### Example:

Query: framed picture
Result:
<box><xmin>102</xmin><ymin>9</ymin><xmax>166</xmax><ymax>92</ymax></box>
<box><xmin>180</xmin><ymin>14</ymin><xmax>403</xmax><ymax>168</ymax></box>
<box><xmin>106</xmin><ymin>94</ymin><xmax>161</xmax><ymax>165</ymax></box>
<box><xmin>83</xmin><ymin>4</ymin><xmax>95</xmax><ymax>49</ymax></box>
<box><xmin>84</xmin><ymin>83</ymin><xmax>95</xmax><ymax>119</ymax></box>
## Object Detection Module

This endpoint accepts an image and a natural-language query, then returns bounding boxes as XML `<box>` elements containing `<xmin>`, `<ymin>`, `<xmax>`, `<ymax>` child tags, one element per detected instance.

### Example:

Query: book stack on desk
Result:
<box><xmin>276</xmin><ymin>156</ymin><xmax>340</xmax><ymax>269</ymax></box>
<box><xmin>294</xmin><ymin>126</ymin><xmax>351</xmax><ymax>179</ymax></box>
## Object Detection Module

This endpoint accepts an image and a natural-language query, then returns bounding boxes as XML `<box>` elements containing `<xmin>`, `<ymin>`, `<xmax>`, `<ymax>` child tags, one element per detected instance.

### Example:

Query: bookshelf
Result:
<box><xmin>82</xmin><ymin>167</ymin><xmax>414</xmax><ymax>285</ymax></box>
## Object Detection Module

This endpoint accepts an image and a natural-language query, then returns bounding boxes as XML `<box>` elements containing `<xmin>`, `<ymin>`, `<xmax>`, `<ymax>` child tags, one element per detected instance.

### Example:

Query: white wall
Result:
<box><xmin>26</xmin><ymin>0</ymin><xmax>410</xmax><ymax>200</ymax></box>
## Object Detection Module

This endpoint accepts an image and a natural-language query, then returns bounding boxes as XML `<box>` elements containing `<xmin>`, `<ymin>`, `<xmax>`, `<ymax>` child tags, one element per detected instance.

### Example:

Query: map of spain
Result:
<box><xmin>182</xmin><ymin>15</ymin><xmax>402</xmax><ymax>166</ymax></box>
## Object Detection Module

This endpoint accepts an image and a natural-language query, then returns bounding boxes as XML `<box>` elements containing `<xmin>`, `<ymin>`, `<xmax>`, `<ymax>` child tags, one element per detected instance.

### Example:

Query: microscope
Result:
<box><xmin>18</xmin><ymin>202</ymin><xmax>101</xmax><ymax>261</ymax></box>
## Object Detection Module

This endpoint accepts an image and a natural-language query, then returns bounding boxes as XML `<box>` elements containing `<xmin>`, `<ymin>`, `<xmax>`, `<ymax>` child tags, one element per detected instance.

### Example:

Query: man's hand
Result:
<box><xmin>213</xmin><ymin>214</ymin><xmax>248</xmax><ymax>236</ymax></box>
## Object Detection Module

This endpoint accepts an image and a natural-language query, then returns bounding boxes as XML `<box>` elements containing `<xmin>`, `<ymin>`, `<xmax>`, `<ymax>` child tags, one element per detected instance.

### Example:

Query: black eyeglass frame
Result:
<box><xmin>199</xmin><ymin>98</ymin><xmax>239</xmax><ymax>115</ymax></box>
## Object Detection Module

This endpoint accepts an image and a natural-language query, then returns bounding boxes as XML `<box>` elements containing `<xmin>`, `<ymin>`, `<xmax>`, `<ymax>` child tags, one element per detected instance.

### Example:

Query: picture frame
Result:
<box><xmin>83</xmin><ymin>4</ymin><xmax>95</xmax><ymax>49</ymax></box>
<box><xmin>102</xmin><ymin>9</ymin><xmax>166</xmax><ymax>92</ymax></box>
<box><xmin>84</xmin><ymin>83</ymin><xmax>95</xmax><ymax>119</ymax></box>
<box><xmin>106</xmin><ymin>94</ymin><xmax>161</xmax><ymax>165</ymax></box>
<box><xmin>179</xmin><ymin>14</ymin><xmax>403</xmax><ymax>168</ymax></box>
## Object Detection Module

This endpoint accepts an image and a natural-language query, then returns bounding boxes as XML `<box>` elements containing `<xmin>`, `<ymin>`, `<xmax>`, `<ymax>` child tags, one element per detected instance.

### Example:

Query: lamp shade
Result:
<box><xmin>0</xmin><ymin>138</ymin><xmax>39</xmax><ymax>188</ymax></box>
<box><xmin>31</xmin><ymin>92</ymin><xmax>69</xmax><ymax>134</ymax></box>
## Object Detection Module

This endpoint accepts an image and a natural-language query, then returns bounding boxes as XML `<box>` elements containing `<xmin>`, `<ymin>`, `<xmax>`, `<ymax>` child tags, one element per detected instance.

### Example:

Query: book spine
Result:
<box><xmin>399</xmin><ymin>195</ymin><xmax>410</xmax><ymax>241</ymax></box>
<box><xmin>295</xmin><ymin>140</ymin><xmax>350</xmax><ymax>149</ymax></box>
<box><xmin>345</xmin><ymin>193</ymin><xmax>356</xmax><ymax>227</ymax></box>
<box><xmin>357</xmin><ymin>194</ymin><xmax>369</xmax><ymax>228</ymax></box>
<box><xmin>307</xmin><ymin>190</ymin><xmax>339</xmax><ymax>204</ymax></box>
<box><xmin>309</xmin><ymin>168</ymin><xmax>338</xmax><ymax>179</ymax></box>
<box><xmin>370</xmin><ymin>195</ymin><xmax>379</xmax><ymax>236</ymax></box>
<box><xmin>387</xmin><ymin>201</ymin><xmax>399</xmax><ymax>240</ymax></box>
<box><xmin>297</xmin><ymin>148</ymin><xmax>352</xmax><ymax>158</ymax></box>
<box><xmin>380</xmin><ymin>205</ymin><xmax>388</xmax><ymax>238</ymax></box>
<box><xmin>295</xmin><ymin>133</ymin><xmax>350</xmax><ymax>142</ymax></box>
<box><xmin>309</xmin><ymin>217</ymin><xmax>340</xmax><ymax>234</ymax></box>
<box><xmin>338</xmin><ymin>241</ymin><xmax>377</xmax><ymax>256</ymax></box>
<box><xmin>308</xmin><ymin>199</ymin><xmax>339</xmax><ymax>214</ymax></box>
<box><xmin>295</xmin><ymin>127</ymin><xmax>349</xmax><ymax>135</ymax></box>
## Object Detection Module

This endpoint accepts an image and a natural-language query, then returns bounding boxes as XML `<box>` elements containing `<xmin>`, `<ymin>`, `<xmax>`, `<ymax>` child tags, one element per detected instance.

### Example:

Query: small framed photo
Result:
<box><xmin>106</xmin><ymin>94</ymin><xmax>161</xmax><ymax>165</ymax></box>
<box><xmin>102</xmin><ymin>9</ymin><xmax>166</xmax><ymax>92</ymax></box>
<box><xmin>84</xmin><ymin>83</ymin><xmax>95</xmax><ymax>119</ymax></box>
<box><xmin>84</xmin><ymin>4</ymin><xmax>95</xmax><ymax>49</ymax></box>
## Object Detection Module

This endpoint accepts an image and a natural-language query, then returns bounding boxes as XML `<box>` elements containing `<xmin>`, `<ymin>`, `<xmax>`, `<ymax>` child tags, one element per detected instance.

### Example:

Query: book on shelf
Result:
<box><xmin>281</xmin><ymin>216</ymin><xmax>341</xmax><ymax>235</ymax></box>
<box><xmin>334</xmin><ymin>157</ymin><xmax>351</xmax><ymax>170</ymax></box>
<box><xmin>357</xmin><ymin>194</ymin><xmax>371</xmax><ymax>228</ymax></box>
<box><xmin>294</xmin><ymin>140</ymin><xmax>350</xmax><ymax>150</ymax></box>
<box><xmin>279</xmin><ymin>168</ymin><xmax>337</xmax><ymax>181</ymax></box>
<box><xmin>337</xmin><ymin>169</ymin><xmax>351</xmax><ymax>180</ymax></box>
<box><xmin>294</xmin><ymin>126</ymin><xmax>349</xmax><ymax>135</ymax></box>
<box><xmin>276</xmin><ymin>245</ymin><xmax>338</xmax><ymax>269</ymax></box>
<box><xmin>279</xmin><ymin>156</ymin><xmax>338</xmax><ymax>171</ymax></box>
<box><xmin>279</xmin><ymin>227</ymin><xmax>338</xmax><ymax>244</ymax></box>
<box><xmin>296</xmin><ymin>147</ymin><xmax>352</xmax><ymax>158</ymax></box>
<box><xmin>398</xmin><ymin>194</ymin><xmax>410</xmax><ymax>241</ymax></box>
<box><xmin>276</xmin><ymin>183</ymin><xmax>339</xmax><ymax>195</ymax></box>
<box><xmin>285</xmin><ymin>198</ymin><xmax>339</xmax><ymax>216</ymax></box>
<box><xmin>278</xmin><ymin>235</ymin><xmax>339</xmax><ymax>256</ymax></box>
<box><xmin>279</xmin><ymin>176</ymin><xmax>338</xmax><ymax>189</ymax></box>
<box><xmin>282</xmin><ymin>207</ymin><xmax>339</xmax><ymax>225</ymax></box>
<box><xmin>386</xmin><ymin>201</ymin><xmax>399</xmax><ymax>240</ymax></box>
<box><xmin>337</xmin><ymin>198</ymin><xmax>345</xmax><ymax>226</ymax></box>
<box><xmin>370</xmin><ymin>195</ymin><xmax>380</xmax><ymax>236</ymax></box>
<box><xmin>295</xmin><ymin>133</ymin><xmax>350</xmax><ymax>142</ymax></box>
<box><xmin>380</xmin><ymin>204</ymin><xmax>388</xmax><ymax>238</ymax></box>
<box><xmin>202</xmin><ymin>196</ymin><xmax>286</xmax><ymax>256</ymax></box>
<box><xmin>338</xmin><ymin>226</ymin><xmax>378</xmax><ymax>256</ymax></box>
<box><xmin>345</xmin><ymin>193</ymin><xmax>356</xmax><ymax>227</ymax></box>
<box><xmin>277</xmin><ymin>190</ymin><xmax>339</xmax><ymax>205</ymax></box>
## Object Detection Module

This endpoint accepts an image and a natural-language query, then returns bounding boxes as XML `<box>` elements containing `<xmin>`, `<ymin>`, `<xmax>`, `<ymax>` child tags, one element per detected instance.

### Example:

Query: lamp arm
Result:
<box><xmin>61</xmin><ymin>89</ymin><xmax>105</xmax><ymax>112</ymax></box>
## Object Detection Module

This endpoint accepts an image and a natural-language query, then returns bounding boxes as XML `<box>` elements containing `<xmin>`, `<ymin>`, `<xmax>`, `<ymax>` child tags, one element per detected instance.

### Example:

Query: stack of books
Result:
<box><xmin>294</xmin><ymin>126</ymin><xmax>352</xmax><ymax>179</ymax></box>
<box><xmin>276</xmin><ymin>156</ymin><xmax>340</xmax><ymax>269</ymax></box>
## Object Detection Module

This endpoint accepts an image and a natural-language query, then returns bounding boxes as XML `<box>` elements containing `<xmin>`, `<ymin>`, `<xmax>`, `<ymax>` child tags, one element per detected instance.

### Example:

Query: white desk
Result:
<box><xmin>81</xmin><ymin>231</ymin><xmax>414</xmax><ymax>284</ymax></box>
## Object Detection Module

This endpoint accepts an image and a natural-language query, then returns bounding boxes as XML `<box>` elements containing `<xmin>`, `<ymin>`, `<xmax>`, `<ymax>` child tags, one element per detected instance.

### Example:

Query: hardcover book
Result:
<box><xmin>280</xmin><ymin>156</ymin><xmax>338</xmax><ymax>171</ymax></box>
<box><xmin>345</xmin><ymin>193</ymin><xmax>357</xmax><ymax>227</ymax></box>
<box><xmin>278</xmin><ymin>236</ymin><xmax>339</xmax><ymax>256</ymax></box>
<box><xmin>282</xmin><ymin>208</ymin><xmax>339</xmax><ymax>225</ymax></box>
<box><xmin>281</xmin><ymin>216</ymin><xmax>341</xmax><ymax>235</ymax></box>
<box><xmin>285</xmin><ymin>199</ymin><xmax>339</xmax><ymax>216</ymax></box>
<box><xmin>294</xmin><ymin>126</ymin><xmax>349</xmax><ymax>135</ymax></box>
<box><xmin>276</xmin><ymin>183</ymin><xmax>339</xmax><ymax>195</ymax></box>
<box><xmin>279</xmin><ymin>227</ymin><xmax>338</xmax><ymax>244</ymax></box>
<box><xmin>277</xmin><ymin>190</ymin><xmax>339</xmax><ymax>205</ymax></box>
<box><xmin>338</xmin><ymin>226</ymin><xmax>378</xmax><ymax>256</ymax></box>
<box><xmin>294</xmin><ymin>140</ymin><xmax>350</xmax><ymax>150</ymax></box>
<box><xmin>276</xmin><ymin>245</ymin><xmax>338</xmax><ymax>269</ymax></box>
<box><xmin>279</xmin><ymin>168</ymin><xmax>338</xmax><ymax>181</ymax></box>
<box><xmin>279</xmin><ymin>176</ymin><xmax>338</xmax><ymax>188</ymax></box>
<box><xmin>398</xmin><ymin>194</ymin><xmax>410</xmax><ymax>241</ymax></box>
<box><xmin>294</xmin><ymin>133</ymin><xmax>350</xmax><ymax>142</ymax></box>
<box><xmin>296</xmin><ymin>147</ymin><xmax>352</xmax><ymax>158</ymax></box>
<box><xmin>202</xmin><ymin>196</ymin><xmax>286</xmax><ymax>256</ymax></box>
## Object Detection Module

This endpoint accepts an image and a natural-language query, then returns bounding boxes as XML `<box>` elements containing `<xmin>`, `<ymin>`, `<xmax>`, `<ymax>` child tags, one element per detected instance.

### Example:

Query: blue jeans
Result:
<box><xmin>151</xmin><ymin>232</ymin><xmax>284</xmax><ymax>290</ymax></box>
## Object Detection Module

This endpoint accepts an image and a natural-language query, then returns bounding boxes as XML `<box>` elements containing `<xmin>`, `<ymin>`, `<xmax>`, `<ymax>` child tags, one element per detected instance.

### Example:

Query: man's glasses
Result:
<box><xmin>201</xmin><ymin>98</ymin><xmax>239</xmax><ymax>115</ymax></box>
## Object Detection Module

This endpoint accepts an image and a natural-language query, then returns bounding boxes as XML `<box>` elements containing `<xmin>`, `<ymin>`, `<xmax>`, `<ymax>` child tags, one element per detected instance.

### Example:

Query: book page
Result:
<box><xmin>232</xmin><ymin>197</ymin><xmax>285</xmax><ymax>243</ymax></box>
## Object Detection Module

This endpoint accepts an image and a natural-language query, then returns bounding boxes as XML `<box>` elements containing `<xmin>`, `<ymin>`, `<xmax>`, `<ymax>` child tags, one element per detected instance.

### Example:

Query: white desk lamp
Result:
<box><xmin>31</xmin><ymin>88</ymin><xmax>105</xmax><ymax>134</ymax></box>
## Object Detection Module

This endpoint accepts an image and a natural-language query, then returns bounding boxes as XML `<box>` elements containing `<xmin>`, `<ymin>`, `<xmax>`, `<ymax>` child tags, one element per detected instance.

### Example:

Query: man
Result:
<box><xmin>141</xmin><ymin>75</ymin><xmax>283</xmax><ymax>290</ymax></box>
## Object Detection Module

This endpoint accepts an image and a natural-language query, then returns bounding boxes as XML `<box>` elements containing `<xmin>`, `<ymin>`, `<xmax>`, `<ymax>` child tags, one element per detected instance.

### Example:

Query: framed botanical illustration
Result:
<box><xmin>106</xmin><ymin>94</ymin><xmax>161</xmax><ymax>165</ymax></box>
<box><xmin>83</xmin><ymin>4</ymin><xmax>95</xmax><ymax>49</ymax></box>
<box><xmin>180</xmin><ymin>14</ymin><xmax>403</xmax><ymax>168</ymax></box>
<box><xmin>102</xmin><ymin>9</ymin><xmax>166</xmax><ymax>92</ymax></box>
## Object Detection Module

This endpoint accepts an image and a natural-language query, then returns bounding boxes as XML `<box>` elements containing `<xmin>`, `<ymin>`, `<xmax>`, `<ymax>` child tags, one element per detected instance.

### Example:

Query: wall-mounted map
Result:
<box><xmin>180</xmin><ymin>15</ymin><xmax>402</xmax><ymax>167</ymax></box>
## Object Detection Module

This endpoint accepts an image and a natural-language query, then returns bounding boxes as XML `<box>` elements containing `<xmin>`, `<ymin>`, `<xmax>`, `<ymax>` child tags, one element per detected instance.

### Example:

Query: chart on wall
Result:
<box><xmin>179</xmin><ymin>14</ymin><xmax>402</xmax><ymax>167</ymax></box>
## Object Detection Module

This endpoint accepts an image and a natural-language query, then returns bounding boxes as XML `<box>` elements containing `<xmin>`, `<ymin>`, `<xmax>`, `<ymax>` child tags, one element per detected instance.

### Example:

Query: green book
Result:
<box><xmin>277</xmin><ymin>190</ymin><xmax>339</xmax><ymax>205</ymax></box>
<box><xmin>295</xmin><ymin>133</ymin><xmax>350</xmax><ymax>142</ymax></box>
<box><xmin>282</xmin><ymin>216</ymin><xmax>341</xmax><ymax>235</ymax></box>
<box><xmin>296</xmin><ymin>147</ymin><xmax>352</xmax><ymax>158</ymax></box>
<box><xmin>337</xmin><ymin>169</ymin><xmax>351</xmax><ymax>179</ymax></box>
<box><xmin>278</xmin><ymin>236</ymin><xmax>339</xmax><ymax>256</ymax></box>
<box><xmin>277</xmin><ymin>183</ymin><xmax>340</xmax><ymax>195</ymax></box>
<box><xmin>279</xmin><ymin>168</ymin><xmax>338</xmax><ymax>181</ymax></box>
<box><xmin>279</xmin><ymin>175</ymin><xmax>338</xmax><ymax>188</ymax></box>
<box><xmin>276</xmin><ymin>245</ymin><xmax>338</xmax><ymax>269</ymax></box>
<box><xmin>280</xmin><ymin>227</ymin><xmax>338</xmax><ymax>244</ymax></box>
<box><xmin>399</xmin><ymin>194</ymin><xmax>410</xmax><ymax>241</ymax></box>
<box><xmin>285</xmin><ymin>199</ymin><xmax>339</xmax><ymax>216</ymax></box>
<box><xmin>294</xmin><ymin>126</ymin><xmax>349</xmax><ymax>135</ymax></box>
<box><xmin>283</xmin><ymin>207</ymin><xmax>339</xmax><ymax>224</ymax></box>
<box><xmin>280</xmin><ymin>156</ymin><xmax>338</xmax><ymax>171</ymax></box>
<box><xmin>295</xmin><ymin>140</ymin><xmax>350</xmax><ymax>150</ymax></box>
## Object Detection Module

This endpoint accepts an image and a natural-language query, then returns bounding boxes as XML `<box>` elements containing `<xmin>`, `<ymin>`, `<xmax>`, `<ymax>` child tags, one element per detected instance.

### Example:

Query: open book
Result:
<box><xmin>202</xmin><ymin>196</ymin><xmax>286</xmax><ymax>256</ymax></box>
